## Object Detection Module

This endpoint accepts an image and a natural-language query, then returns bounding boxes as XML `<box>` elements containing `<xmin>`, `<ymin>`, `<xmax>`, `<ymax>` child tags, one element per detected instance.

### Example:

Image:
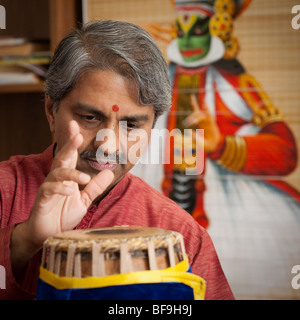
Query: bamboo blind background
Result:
<box><xmin>84</xmin><ymin>0</ymin><xmax>300</xmax><ymax>191</ymax></box>
<box><xmin>83</xmin><ymin>0</ymin><xmax>175</xmax><ymax>62</ymax></box>
<box><xmin>234</xmin><ymin>0</ymin><xmax>300</xmax><ymax>191</ymax></box>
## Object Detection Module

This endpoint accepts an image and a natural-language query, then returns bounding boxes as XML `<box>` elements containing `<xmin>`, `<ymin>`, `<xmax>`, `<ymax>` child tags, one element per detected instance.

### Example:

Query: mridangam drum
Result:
<box><xmin>37</xmin><ymin>226</ymin><xmax>206</xmax><ymax>300</ymax></box>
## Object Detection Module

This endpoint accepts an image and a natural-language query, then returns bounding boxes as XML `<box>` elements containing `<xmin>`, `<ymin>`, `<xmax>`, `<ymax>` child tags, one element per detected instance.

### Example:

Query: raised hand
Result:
<box><xmin>183</xmin><ymin>95</ymin><xmax>221</xmax><ymax>154</ymax></box>
<box><xmin>10</xmin><ymin>121</ymin><xmax>114</xmax><ymax>274</ymax></box>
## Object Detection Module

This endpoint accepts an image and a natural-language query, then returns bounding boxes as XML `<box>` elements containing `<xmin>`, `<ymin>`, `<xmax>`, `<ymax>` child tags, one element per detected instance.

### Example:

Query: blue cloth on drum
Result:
<box><xmin>36</xmin><ymin>258</ymin><xmax>206</xmax><ymax>300</ymax></box>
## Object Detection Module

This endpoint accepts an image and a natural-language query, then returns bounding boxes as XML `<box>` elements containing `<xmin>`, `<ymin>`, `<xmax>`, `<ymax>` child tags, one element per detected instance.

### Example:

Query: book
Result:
<box><xmin>0</xmin><ymin>72</ymin><xmax>39</xmax><ymax>85</ymax></box>
<box><xmin>0</xmin><ymin>41</ymin><xmax>49</xmax><ymax>56</ymax></box>
<box><xmin>0</xmin><ymin>64</ymin><xmax>47</xmax><ymax>78</ymax></box>
<box><xmin>0</xmin><ymin>54</ymin><xmax>51</xmax><ymax>66</ymax></box>
<box><xmin>0</xmin><ymin>37</ymin><xmax>51</xmax><ymax>87</ymax></box>
<box><xmin>0</xmin><ymin>37</ymin><xmax>26</xmax><ymax>47</ymax></box>
<box><xmin>0</xmin><ymin>50</ymin><xmax>52</xmax><ymax>71</ymax></box>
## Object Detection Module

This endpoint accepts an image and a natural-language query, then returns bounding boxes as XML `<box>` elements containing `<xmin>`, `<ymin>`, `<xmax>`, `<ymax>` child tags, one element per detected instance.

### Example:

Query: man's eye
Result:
<box><xmin>127</xmin><ymin>122</ymin><xmax>138</xmax><ymax>130</ymax></box>
<box><xmin>120</xmin><ymin>121</ymin><xmax>139</xmax><ymax>131</ymax></box>
<box><xmin>81</xmin><ymin>115</ymin><xmax>97</xmax><ymax>121</ymax></box>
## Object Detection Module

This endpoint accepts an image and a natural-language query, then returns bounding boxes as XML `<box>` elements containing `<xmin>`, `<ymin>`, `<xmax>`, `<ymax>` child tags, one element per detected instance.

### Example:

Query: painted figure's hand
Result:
<box><xmin>183</xmin><ymin>95</ymin><xmax>221</xmax><ymax>154</ymax></box>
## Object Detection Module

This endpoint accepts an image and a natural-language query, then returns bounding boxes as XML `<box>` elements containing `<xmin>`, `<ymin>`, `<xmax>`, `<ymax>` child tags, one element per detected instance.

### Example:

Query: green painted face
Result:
<box><xmin>176</xmin><ymin>14</ymin><xmax>211</xmax><ymax>62</ymax></box>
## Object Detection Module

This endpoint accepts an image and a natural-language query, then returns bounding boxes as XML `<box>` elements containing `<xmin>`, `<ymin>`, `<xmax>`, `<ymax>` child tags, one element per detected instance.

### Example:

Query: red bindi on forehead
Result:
<box><xmin>112</xmin><ymin>104</ymin><xmax>119</xmax><ymax>112</ymax></box>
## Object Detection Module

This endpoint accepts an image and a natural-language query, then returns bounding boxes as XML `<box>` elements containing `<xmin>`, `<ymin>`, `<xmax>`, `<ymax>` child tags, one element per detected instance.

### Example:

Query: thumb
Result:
<box><xmin>80</xmin><ymin>169</ymin><xmax>114</xmax><ymax>208</ymax></box>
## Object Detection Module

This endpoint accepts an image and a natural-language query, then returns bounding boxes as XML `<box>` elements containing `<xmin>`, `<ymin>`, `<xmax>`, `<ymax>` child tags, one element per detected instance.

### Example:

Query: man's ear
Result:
<box><xmin>45</xmin><ymin>94</ymin><xmax>56</xmax><ymax>134</ymax></box>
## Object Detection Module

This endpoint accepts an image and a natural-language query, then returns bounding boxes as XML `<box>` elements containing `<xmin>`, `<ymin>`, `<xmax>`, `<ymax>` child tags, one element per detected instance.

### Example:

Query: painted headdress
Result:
<box><xmin>172</xmin><ymin>0</ymin><xmax>252</xmax><ymax>59</ymax></box>
<box><xmin>172</xmin><ymin>0</ymin><xmax>252</xmax><ymax>18</ymax></box>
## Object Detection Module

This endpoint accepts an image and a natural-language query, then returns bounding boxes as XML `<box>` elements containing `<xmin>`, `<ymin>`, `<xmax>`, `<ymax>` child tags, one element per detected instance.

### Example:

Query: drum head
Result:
<box><xmin>53</xmin><ymin>226</ymin><xmax>172</xmax><ymax>241</ymax></box>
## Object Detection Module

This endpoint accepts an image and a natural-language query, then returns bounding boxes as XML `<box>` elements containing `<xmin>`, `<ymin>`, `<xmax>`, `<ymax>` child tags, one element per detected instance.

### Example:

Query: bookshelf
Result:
<box><xmin>0</xmin><ymin>82</ymin><xmax>45</xmax><ymax>93</ymax></box>
<box><xmin>0</xmin><ymin>0</ymin><xmax>82</xmax><ymax>93</ymax></box>
<box><xmin>0</xmin><ymin>0</ymin><xmax>82</xmax><ymax>160</ymax></box>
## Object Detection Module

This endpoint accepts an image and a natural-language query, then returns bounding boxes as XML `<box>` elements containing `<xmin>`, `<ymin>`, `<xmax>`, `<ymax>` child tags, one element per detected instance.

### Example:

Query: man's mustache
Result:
<box><xmin>80</xmin><ymin>149</ymin><xmax>127</xmax><ymax>164</ymax></box>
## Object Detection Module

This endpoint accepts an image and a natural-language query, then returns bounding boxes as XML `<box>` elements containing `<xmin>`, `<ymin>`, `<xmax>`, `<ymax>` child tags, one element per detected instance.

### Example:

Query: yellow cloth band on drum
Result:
<box><xmin>39</xmin><ymin>257</ymin><xmax>206</xmax><ymax>300</ymax></box>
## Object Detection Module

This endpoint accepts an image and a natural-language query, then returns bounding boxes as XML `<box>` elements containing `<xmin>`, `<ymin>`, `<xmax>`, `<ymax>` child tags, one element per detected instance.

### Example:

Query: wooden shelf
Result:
<box><xmin>0</xmin><ymin>81</ymin><xmax>45</xmax><ymax>93</ymax></box>
<box><xmin>0</xmin><ymin>0</ymin><xmax>81</xmax><ymax>160</ymax></box>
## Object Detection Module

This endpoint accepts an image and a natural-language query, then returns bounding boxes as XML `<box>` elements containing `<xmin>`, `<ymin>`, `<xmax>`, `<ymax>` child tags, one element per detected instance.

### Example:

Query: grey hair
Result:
<box><xmin>45</xmin><ymin>20</ymin><xmax>171</xmax><ymax>122</ymax></box>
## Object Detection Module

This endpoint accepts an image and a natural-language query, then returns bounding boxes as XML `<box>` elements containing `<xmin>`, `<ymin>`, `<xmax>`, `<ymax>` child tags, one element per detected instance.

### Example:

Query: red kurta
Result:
<box><xmin>0</xmin><ymin>145</ymin><xmax>234</xmax><ymax>300</ymax></box>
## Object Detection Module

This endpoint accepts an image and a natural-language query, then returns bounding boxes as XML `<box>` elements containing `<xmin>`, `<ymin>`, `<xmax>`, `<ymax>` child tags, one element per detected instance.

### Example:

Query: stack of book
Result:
<box><xmin>0</xmin><ymin>37</ymin><xmax>51</xmax><ymax>86</ymax></box>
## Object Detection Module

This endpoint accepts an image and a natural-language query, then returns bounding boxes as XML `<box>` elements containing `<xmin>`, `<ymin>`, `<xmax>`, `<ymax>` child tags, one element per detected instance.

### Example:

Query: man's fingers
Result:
<box><xmin>81</xmin><ymin>169</ymin><xmax>114</xmax><ymax>208</ymax></box>
<box><xmin>68</xmin><ymin>120</ymin><xmax>80</xmax><ymax>139</ymax></box>
<box><xmin>52</xmin><ymin>121</ymin><xmax>83</xmax><ymax>169</ymax></box>
<box><xmin>47</xmin><ymin>168</ymin><xmax>91</xmax><ymax>185</ymax></box>
<box><xmin>39</xmin><ymin>181</ymin><xmax>75</xmax><ymax>198</ymax></box>
<box><xmin>52</xmin><ymin>133</ymin><xmax>82</xmax><ymax>169</ymax></box>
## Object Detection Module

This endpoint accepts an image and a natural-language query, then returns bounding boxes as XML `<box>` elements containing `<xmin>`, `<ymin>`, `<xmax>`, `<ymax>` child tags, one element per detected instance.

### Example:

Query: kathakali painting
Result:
<box><xmin>85</xmin><ymin>0</ymin><xmax>300</xmax><ymax>300</ymax></box>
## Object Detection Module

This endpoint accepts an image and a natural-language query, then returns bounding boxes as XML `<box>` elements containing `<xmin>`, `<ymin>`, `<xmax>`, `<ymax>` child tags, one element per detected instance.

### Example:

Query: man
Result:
<box><xmin>0</xmin><ymin>20</ymin><xmax>234</xmax><ymax>300</ymax></box>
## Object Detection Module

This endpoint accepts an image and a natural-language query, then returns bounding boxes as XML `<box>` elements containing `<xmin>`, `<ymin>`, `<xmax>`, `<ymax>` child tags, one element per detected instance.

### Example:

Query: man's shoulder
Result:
<box><xmin>0</xmin><ymin>154</ymin><xmax>32</xmax><ymax>180</ymax></box>
<box><xmin>0</xmin><ymin>145</ymin><xmax>53</xmax><ymax>189</ymax></box>
<box><xmin>0</xmin><ymin>153</ymin><xmax>42</xmax><ymax>176</ymax></box>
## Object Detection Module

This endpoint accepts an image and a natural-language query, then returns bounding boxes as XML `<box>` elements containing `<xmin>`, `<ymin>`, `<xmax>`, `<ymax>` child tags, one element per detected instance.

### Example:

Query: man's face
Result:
<box><xmin>176</xmin><ymin>13</ymin><xmax>211</xmax><ymax>62</ymax></box>
<box><xmin>46</xmin><ymin>70</ymin><xmax>155</xmax><ymax>189</ymax></box>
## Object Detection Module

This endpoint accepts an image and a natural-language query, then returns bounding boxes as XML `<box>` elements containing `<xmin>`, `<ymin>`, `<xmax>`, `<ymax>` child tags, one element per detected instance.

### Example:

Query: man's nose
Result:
<box><xmin>94</xmin><ymin>120</ymin><xmax>120</xmax><ymax>155</ymax></box>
